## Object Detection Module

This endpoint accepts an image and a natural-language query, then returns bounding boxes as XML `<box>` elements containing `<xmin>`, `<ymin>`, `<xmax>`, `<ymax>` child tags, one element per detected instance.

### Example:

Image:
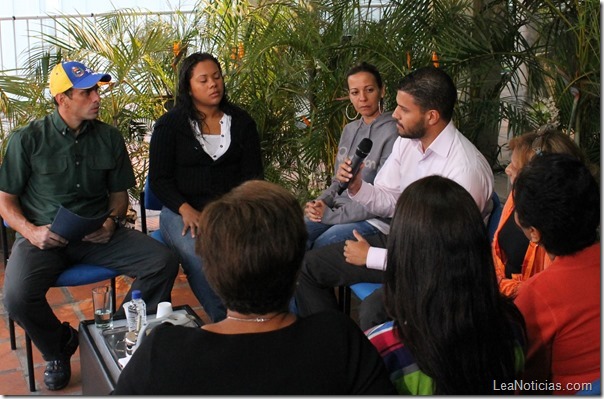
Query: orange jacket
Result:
<box><xmin>492</xmin><ymin>193</ymin><xmax>551</xmax><ymax>298</ymax></box>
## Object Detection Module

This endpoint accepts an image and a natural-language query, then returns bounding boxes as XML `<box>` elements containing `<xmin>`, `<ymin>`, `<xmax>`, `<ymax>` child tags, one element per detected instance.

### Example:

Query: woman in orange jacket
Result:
<box><xmin>493</xmin><ymin>125</ymin><xmax>592</xmax><ymax>298</ymax></box>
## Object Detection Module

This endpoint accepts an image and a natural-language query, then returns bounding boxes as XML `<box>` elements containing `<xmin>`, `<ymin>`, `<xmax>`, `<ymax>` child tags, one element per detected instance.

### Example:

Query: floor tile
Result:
<box><xmin>0</xmin><ymin>370</ymin><xmax>31</xmax><ymax>395</ymax></box>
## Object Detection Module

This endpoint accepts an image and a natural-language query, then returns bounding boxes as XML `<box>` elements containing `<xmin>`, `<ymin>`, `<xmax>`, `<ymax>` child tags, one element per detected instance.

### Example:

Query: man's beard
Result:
<box><xmin>397</xmin><ymin>120</ymin><xmax>426</xmax><ymax>139</ymax></box>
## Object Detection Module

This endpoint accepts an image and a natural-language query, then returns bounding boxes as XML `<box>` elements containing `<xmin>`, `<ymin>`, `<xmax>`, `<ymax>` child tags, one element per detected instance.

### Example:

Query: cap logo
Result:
<box><xmin>49</xmin><ymin>61</ymin><xmax>111</xmax><ymax>96</ymax></box>
<box><xmin>71</xmin><ymin>66</ymin><xmax>86</xmax><ymax>78</ymax></box>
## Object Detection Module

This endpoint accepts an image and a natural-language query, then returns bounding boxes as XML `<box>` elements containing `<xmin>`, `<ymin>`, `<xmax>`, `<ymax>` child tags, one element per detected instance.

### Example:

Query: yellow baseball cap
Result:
<box><xmin>49</xmin><ymin>61</ymin><xmax>111</xmax><ymax>97</ymax></box>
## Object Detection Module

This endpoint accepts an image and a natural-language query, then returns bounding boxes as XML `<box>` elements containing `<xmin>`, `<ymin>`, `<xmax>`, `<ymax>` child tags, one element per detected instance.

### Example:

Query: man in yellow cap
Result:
<box><xmin>0</xmin><ymin>61</ymin><xmax>179</xmax><ymax>390</ymax></box>
<box><xmin>49</xmin><ymin>60</ymin><xmax>112</xmax><ymax>96</ymax></box>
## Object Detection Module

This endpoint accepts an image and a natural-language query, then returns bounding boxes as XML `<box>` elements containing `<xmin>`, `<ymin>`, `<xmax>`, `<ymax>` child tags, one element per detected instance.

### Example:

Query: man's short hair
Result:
<box><xmin>397</xmin><ymin>66</ymin><xmax>457</xmax><ymax>121</ymax></box>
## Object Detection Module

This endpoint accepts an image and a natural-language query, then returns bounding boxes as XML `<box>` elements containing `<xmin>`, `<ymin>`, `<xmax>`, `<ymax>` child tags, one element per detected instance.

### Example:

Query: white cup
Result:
<box><xmin>156</xmin><ymin>301</ymin><xmax>173</xmax><ymax>318</ymax></box>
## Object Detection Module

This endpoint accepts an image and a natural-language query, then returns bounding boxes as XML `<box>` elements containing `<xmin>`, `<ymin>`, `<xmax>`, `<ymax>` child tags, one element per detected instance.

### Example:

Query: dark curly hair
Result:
<box><xmin>513</xmin><ymin>153</ymin><xmax>599</xmax><ymax>256</ymax></box>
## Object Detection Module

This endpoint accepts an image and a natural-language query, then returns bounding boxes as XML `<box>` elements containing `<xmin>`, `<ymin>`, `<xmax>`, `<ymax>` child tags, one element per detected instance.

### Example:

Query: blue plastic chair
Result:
<box><xmin>350</xmin><ymin>282</ymin><xmax>382</xmax><ymax>301</ymax></box>
<box><xmin>139</xmin><ymin>175</ymin><xmax>165</xmax><ymax>244</ymax></box>
<box><xmin>1</xmin><ymin>217</ymin><xmax>119</xmax><ymax>392</ymax></box>
<box><xmin>339</xmin><ymin>282</ymin><xmax>382</xmax><ymax>316</ymax></box>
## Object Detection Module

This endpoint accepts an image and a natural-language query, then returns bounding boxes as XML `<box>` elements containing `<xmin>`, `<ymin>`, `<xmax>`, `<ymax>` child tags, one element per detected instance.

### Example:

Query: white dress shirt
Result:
<box><xmin>350</xmin><ymin>121</ymin><xmax>494</xmax><ymax>270</ymax></box>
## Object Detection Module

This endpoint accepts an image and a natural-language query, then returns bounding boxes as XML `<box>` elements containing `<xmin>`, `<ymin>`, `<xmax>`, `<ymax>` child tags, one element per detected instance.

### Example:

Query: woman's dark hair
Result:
<box><xmin>397</xmin><ymin>66</ymin><xmax>456</xmax><ymax>122</ymax></box>
<box><xmin>384</xmin><ymin>175</ymin><xmax>523</xmax><ymax>394</ymax></box>
<box><xmin>175</xmin><ymin>52</ymin><xmax>236</xmax><ymax>122</ymax></box>
<box><xmin>346</xmin><ymin>62</ymin><xmax>384</xmax><ymax>90</ymax></box>
<box><xmin>513</xmin><ymin>153</ymin><xmax>599</xmax><ymax>256</ymax></box>
<box><xmin>196</xmin><ymin>180</ymin><xmax>307</xmax><ymax>314</ymax></box>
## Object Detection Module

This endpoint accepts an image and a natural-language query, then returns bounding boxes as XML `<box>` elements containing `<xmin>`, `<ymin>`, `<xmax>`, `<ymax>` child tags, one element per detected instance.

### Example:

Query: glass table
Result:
<box><xmin>79</xmin><ymin>304</ymin><xmax>204</xmax><ymax>395</ymax></box>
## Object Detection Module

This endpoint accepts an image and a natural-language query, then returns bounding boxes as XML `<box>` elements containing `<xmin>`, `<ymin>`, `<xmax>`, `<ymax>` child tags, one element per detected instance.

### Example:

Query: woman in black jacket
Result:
<box><xmin>149</xmin><ymin>52</ymin><xmax>264</xmax><ymax>322</ymax></box>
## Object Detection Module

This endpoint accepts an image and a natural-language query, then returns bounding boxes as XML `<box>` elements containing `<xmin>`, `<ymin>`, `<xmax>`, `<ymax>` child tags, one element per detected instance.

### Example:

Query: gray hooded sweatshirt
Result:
<box><xmin>317</xmin><ymin>111</ymin><xmax>398</xmax><ymax>225</ymax></box>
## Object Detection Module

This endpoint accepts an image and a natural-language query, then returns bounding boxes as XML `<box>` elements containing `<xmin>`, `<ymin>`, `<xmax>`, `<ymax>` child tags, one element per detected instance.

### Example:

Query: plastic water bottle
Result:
<box><xmin>124</xmin><ymin>290</ymin><xmax>147</xmax><ymax>333</ymax></box>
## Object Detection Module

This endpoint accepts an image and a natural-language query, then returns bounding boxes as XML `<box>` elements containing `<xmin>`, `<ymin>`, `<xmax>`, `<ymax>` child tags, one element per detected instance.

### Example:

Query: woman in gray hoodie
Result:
<box><xmin>305</xmin><ymin>62</ymin><xmax>398</xmax><ymax>249</ymax></box>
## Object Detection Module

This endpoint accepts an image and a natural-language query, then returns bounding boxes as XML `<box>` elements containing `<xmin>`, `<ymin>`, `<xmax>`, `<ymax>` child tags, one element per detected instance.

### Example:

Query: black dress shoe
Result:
<box><xmin>44</xmin><ymin>359</ymin><xmax>72</xmax><ymax>390</ymax></box>
<box><xmin>43</xmin><ymin>322</ymin><xmax>79</xmax><ymax>391</ymax></box>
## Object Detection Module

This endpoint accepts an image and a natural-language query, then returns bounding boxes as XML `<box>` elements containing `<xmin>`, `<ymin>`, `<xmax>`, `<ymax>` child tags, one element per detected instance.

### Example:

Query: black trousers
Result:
<box><xmin>294</xmin><ymin>232</ymin><xmax>390</xmax><ymax>330</ymax></box>
<box><xmin>3</xmin><ymin>228</ymin><xmax>179</xmax><ymax>360</ymax></box>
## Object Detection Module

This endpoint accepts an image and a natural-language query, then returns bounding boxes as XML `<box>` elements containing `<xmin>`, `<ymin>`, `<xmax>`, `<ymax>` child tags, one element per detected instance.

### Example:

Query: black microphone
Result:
<box><xmin>337</xmin><ymin>138</ymin><xmax>373</xmax><ymax>195</ymax></box>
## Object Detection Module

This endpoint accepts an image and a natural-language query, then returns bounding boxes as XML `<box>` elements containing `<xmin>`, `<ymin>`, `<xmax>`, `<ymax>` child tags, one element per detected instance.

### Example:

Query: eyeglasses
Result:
<box><xmin>531</xmin><ymin>124</ymin><xmax>556</xmax><ymax>156</ymax></box>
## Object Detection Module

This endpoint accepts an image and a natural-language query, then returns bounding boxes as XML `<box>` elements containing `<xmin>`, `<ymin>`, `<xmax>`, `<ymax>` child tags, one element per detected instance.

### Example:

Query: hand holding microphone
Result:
<box><xmin>337</xmin><ymin>138</ymin><xmax>373</xmax><ymax>195</ymax></box>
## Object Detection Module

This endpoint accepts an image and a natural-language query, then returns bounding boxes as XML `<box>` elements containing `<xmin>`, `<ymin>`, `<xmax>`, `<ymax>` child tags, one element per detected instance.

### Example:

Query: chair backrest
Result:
<box><xmin>487</xmin><ymin>192</ymin><xmax>503</xmax><ymax>242</ymax></box>
<box><xmin>144</xmin><ymin>175</ymin><xmax>163</xmax><ymax>211</ymax></box>
<box><xmin>1</xmin><ymin>217</ymin><xmax>9</xmax><ymax>266</ymax></box>
<box><xmin>140</xmin><ymin>175</ymin><xmax>163</xmax><ymax>234</ymax></box>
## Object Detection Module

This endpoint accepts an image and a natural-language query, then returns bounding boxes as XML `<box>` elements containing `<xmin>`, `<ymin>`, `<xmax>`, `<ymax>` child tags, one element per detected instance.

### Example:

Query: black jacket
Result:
<box><xmin>149</xmin><ymin>105</ymin><xmax>264</xmax><ymax>213</ymax></box>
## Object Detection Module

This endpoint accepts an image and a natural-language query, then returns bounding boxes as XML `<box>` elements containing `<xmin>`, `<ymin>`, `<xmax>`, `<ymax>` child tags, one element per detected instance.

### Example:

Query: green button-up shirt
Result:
<box><xmin>0</xmin><ymin>110</ymin><xmax>135</xmax><ymax>225</ymax></box>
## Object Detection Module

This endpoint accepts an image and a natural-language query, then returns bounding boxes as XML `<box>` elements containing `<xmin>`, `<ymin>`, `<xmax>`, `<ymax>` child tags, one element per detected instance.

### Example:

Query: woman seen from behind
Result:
<box><xmin>367</xmin><ymin>175</ymin><xmax>525</xmax><ymax>394</ymax></box>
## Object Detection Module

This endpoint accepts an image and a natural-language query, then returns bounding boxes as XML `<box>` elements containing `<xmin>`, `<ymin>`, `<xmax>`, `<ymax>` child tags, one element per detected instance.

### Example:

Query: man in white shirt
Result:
<box><xmin>294</xmin><ymin>66</ymin><xmax>494</xmax><ymax>329</ymax></box>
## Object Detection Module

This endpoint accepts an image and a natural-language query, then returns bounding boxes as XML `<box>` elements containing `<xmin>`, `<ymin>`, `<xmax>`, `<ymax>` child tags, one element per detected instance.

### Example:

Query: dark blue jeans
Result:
<box><xmin>305</xmin><ymin>219</ymin><xmax>379</xmax><ymax>250</ymax></box>
<box><xmin>159</xmin><ymin>207</ymin><xmax>226</xmax><ymax>322</ymax></box>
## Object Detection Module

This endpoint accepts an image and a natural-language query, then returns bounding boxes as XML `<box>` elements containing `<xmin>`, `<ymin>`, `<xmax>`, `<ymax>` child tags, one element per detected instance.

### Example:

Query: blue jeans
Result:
<box><xmin>159</xmin><ymin>207</ymin><xmax>226</xmax><ymax>322</ymax></box>
<box><xmin>305</xmin><ymin>219</ymin><xmax>379</xmax><ymax>250</ymax></box>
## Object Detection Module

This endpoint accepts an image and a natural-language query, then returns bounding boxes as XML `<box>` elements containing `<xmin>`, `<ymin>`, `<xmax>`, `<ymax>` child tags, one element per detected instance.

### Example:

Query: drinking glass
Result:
<box><xmin>92</xmin><ymin>285</ymin><xmax>113</xmax><ymax>329</ymax></box>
